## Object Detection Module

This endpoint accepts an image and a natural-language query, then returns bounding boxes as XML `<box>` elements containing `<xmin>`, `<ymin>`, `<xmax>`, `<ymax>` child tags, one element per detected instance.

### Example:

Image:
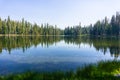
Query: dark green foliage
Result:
<box><xmin>0</xmin><ymin>17</ymin><xmax>63</xmax><ymax>35</ymax></box>
<box><xmin>0</xmin><ymin>61</ymin><xmax>120</xmax><ymax>80</ymax></box>
<box><xmin>64</xmin><ymin>12</ymin><xmax>120</xmax><ymax>37</ymax></box>
<box><xmin>0</xmin><ymin>12</ymin><xmax>120</xmax><ymax>36</ymax></box>
<box><xmin>64</xmin><ymin>25</ymin><xmax>82</xmax><ymax>36</ymax></box>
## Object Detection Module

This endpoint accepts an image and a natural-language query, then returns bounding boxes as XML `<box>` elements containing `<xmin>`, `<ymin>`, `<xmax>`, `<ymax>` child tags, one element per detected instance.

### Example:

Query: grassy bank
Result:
<box><xmin>0</xmin><ymin>60</ymin><xmax>120</xmax><ymax>80</ymax></box>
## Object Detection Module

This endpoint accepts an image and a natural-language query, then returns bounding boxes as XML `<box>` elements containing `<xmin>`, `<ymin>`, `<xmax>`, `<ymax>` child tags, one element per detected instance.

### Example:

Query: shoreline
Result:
<box><xmin>0</xmin><ymin>34</ymin><xmax>119</xmax><ymax>38</ymax></box>
<box><xmin>0</xmin><ymin>34</ymin><xmax>65</xmax><ymax>37</ymax></box>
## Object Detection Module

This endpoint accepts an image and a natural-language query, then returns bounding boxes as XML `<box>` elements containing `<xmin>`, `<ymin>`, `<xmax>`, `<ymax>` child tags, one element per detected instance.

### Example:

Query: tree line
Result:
<box><xmin>0</xmin><ymin>16</ymin><xmax>63</xmax><ymax>35</ymax></box>
<box><xmin>0</xmin><ymin>12</ymin><xmax>120</xmax><ymax>36</ymax></box>
<box><xmin>64</xmin><ymin>12</ymin><xmax>120</xmax><ymax>36</ymax></box>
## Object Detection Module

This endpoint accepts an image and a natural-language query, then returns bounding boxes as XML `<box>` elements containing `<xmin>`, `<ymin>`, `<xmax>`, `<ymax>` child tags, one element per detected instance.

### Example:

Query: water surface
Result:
<box><xmin>0</xmin><ymin>36</ymin><xmax>119</xmax><ymax>75</ymax></box>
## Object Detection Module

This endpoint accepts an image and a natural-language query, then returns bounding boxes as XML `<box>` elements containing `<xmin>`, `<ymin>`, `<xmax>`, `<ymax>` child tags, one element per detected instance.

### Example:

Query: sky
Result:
<box><xmin>0</xmin><ymin>0</ymin><xmax>120</xmax><ymax>29</ymax></box>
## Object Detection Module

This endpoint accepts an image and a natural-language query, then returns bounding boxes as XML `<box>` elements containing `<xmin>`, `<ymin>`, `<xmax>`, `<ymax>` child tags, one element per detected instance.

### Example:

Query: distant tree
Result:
<box><xmin>0</xmin><ymin>18</ymin><xmax>2</xmax><ymax>34</ymax></box>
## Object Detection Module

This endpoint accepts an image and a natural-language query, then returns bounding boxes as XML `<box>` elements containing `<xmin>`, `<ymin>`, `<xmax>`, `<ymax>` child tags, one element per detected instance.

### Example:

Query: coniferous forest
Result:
<box><xmin>0</xmin><ymin>12</ymin><xmax>120</xmax><ymax>36</ymax></box>
<box><xmin>64</xmin><ymin>12</ymin><xmax>120</xmax><ymax>36</ymax></box>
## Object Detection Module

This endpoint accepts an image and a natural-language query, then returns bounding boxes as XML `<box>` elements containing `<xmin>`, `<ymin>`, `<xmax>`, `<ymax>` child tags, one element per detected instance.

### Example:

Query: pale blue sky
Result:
<box><xmin>0</xmin><ymin>0</ymin><xmax>120</xmax><ymax>28</ymax></box>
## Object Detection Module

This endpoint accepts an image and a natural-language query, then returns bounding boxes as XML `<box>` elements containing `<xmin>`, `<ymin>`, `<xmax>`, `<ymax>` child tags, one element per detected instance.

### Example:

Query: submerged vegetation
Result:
<box><xmin>0</xmin><ymin>60</ymin><xmax>119</xmax><ymax>80</ymax></box>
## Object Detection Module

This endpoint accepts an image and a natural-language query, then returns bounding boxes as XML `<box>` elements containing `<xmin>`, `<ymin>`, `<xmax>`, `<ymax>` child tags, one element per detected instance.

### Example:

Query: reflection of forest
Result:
<box><xmin>64</xmin><ymin>36</ymin><xmax>120</xmax><ymax>58</ymax></box>
<box><xmin>0</xmin><ymin>36</ymin><xmax>119</xmax><ymax>58</ymax></box>
<box><xmin>0</xmin><ymin>36</ymin><xmax>62</xmax><ymax>53</ymax></box>
<box><xmin>91</xmin><ymin>38</ymin><xmax>120</xmax><ymax>58</ymax></box>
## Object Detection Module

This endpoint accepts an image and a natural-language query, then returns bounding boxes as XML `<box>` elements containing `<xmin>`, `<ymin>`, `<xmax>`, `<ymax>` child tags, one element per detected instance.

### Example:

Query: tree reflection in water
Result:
<box><xmin>0</xmin><ymin>36</ymin><xmax>119</xmax><ymax>58</ymax></box>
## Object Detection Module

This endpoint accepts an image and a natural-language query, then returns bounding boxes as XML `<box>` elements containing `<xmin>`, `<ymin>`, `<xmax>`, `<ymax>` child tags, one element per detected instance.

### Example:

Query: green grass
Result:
<box><xmin>0</xmin><ymin>60</ymin><xmax>120</xmax><ymax>80</ymax></box>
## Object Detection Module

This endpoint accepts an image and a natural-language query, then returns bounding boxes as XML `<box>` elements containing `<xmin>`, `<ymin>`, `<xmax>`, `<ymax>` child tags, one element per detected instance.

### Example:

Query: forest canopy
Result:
<box><xmin>0</xmin><ymin>12</ymin><xmax>120</xmax><ymax>36</ymax></box>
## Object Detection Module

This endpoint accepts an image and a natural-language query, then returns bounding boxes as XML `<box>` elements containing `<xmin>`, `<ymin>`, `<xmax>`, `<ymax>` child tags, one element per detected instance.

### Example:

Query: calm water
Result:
<box><xmin>0</xmin><ymin>36</ymin><xmax>119</xmax><ymax>75</ymax></box>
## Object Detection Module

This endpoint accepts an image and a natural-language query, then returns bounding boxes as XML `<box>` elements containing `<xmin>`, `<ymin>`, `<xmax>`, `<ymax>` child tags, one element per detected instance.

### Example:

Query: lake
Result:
<box><xmin>0</xmin><ymin>36</ymin><xmax>119</xmax><ymax>75</ymax></box>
